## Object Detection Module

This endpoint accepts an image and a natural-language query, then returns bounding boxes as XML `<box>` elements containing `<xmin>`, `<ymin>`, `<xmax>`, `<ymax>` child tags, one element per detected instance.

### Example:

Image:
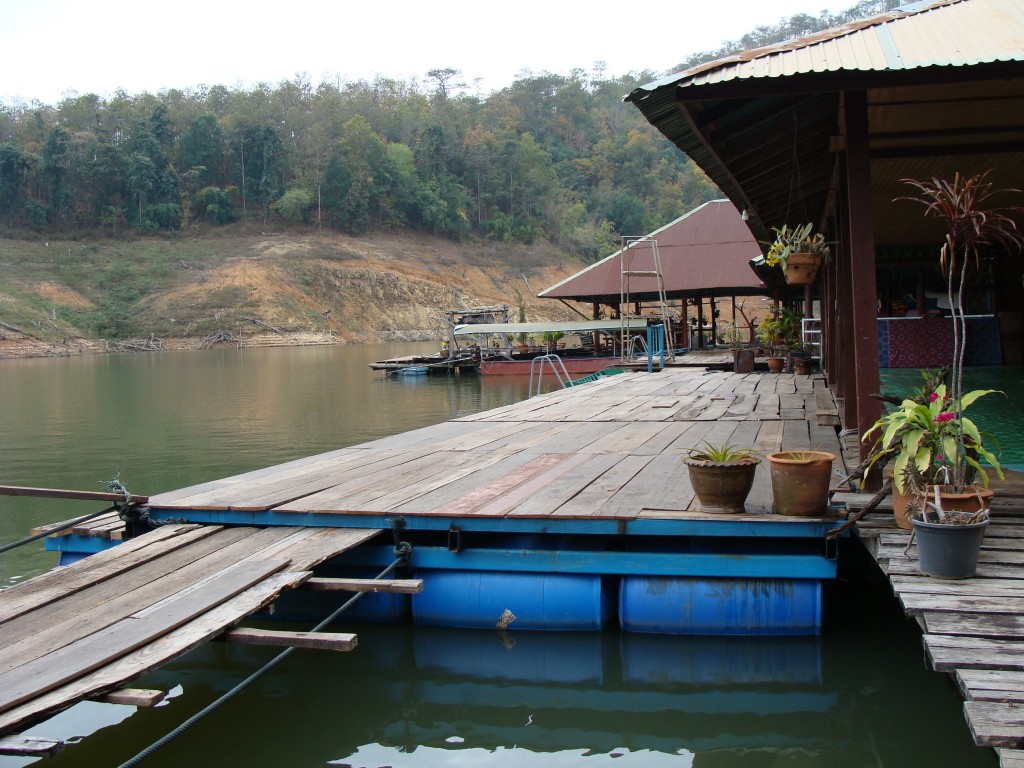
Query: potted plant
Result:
<box><xmin>726</xmin><ymin>327</ymin><xmax>755</xmax><ymax>373</ymax></box>
<box><xmin>766</xmin><ymin>450</ymin><xmax>837</xmax><ymax>516</ymax></box>
<box><xmin>541</xmin><ymin>330</ymin><xmax>565</xmax><ymax>353</ymax></box>
<box><xmin>757</xmin><ymin>307</ymin><xmax>800</xmax><ymax>372</ymax></box>
<box><xmin>683</xmin><ymin>442</ymin><xmax>760</xmax><ymax>514</ymax></box>
<box><xmin>762</xmin><ymin>223</ymin><xmax>831</xmax><ymax>285</ymax></box>
<box><xmin>887</xmin><ymin>171</ymin><xmax>1024</xmax><ymax>577</ymax></box>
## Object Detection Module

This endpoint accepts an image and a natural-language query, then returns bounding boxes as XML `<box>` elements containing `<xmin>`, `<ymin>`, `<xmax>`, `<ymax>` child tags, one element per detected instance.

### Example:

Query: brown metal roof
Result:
<box><xmin>538</xmin><ymin>199</ymin><xmax>767</xmax><ymax>303</ymax></box>
<box><xmin>625</xmin><ymin>0</ymin><xmax>1024</xmax><ymax>247</ymax></box>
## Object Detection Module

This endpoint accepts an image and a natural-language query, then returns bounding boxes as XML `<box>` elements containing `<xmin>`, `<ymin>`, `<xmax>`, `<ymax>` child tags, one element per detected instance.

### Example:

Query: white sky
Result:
<box><xmin>0</xmin><ymin>0</ymin><xmax>846</xmax><ymax>106</ymax></box>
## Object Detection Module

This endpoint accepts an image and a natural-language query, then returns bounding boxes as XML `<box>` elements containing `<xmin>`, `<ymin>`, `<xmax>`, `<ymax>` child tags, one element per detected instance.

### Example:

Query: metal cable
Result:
<box><xmin>116</xmin><ymin>549</ymin><xmax>410</xmax><ymax>768</ymax></box>
<box><xmin>0</xmin><ymin>505</ymin><xmax>119</xmax><ymax>556</ymax></box>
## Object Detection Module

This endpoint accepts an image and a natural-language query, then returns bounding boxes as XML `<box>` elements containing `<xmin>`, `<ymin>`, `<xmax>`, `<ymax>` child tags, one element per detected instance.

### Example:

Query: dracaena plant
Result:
<box><xmin>896</xmin><ymin>171</ymin><xmax>1024</xmax><ymax>489</ymax></box>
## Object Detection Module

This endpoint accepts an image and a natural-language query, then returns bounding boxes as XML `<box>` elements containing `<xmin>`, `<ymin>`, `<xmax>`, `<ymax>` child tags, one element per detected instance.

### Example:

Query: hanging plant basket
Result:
<box><xmin>781</xmin><ymin>253</ymin><xmax>824</xmax><ymax>285</ymax></box>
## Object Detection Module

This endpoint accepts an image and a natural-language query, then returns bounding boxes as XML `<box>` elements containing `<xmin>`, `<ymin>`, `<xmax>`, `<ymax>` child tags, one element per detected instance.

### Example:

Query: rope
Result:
<box><xmin>0</xmin><ymin>505</ymin><xmax>119</xmax><ymax>556</ymax></box>
<box><xmin>117</xmin><ymin>533</ymin><xmax>412</xmax><ymax>768</ymax></box>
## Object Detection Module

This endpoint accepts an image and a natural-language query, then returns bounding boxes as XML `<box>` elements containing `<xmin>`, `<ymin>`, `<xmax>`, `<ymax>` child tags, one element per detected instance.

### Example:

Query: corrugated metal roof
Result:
<box><xmin>538</xmin><ymin>200</ymin><xmax>766</xmax><ymax>302</ymax></box>
<box><xmin>631</xmin><ymin>0</ymin><xmax>1024</xmax><ymax>96</ymax></box>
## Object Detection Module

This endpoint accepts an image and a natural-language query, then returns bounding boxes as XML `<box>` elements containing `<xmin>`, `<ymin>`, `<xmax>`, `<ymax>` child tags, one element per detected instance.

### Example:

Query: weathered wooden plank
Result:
<box><xmin>926</xmin><ymin>634</ymin><xmax>1024</xmax><ymax>672</ymax></box>
<box><xmin>258</xmin><ymin>528</ymin><xmax>381</xmax><ymax>570</ymax></box>
<box><xmin>0</xmin><ymin>527</ymin><xmax>288</xmax><ymax>668</ymax></box>
<box><xmin>219</xmin><ymin>627</ymin><xmax>357</xmax><ymax>652</ymax></box>
<box><xmin>424</xmin><ymin>453</ymin><xmax>574</xmax><ymax>517</ymax></box>
<box><xmin>587</xmin><ymin>422</ymin><xmax>672</xmax><ymax>454</ymax></box>
<box><xmin>0</xmin><ymin>735</ymin><xmax>64</xmax><ymax>757</ymax></box>
<box><xmin>998</xmin><ymin>748</ymin><xmax>1024</xmax><ymax>767</ymax></box>
<box><xmin>0</xmin><ymin>560</ymin><xmax>287</xmax><ymax>714</ymax></box>
<box><xmin>0</xmin><ymin>524</ymin><xmax>211</xmax><ymax>625</ymax></box>
<box><xmin>958</xmin><ymin>669</ymin><xmax>1024</xmax><ymax>702</ymax></box>
<box><xmin>302</xmin><ymin>577</ymin><xmax>422</xmax><ymax>593</ymax></box>
<box><xmin>903</xmin><ymin>594</ymin><xmax>1024</xmax><ymax>617</ymax></box>
<box><xmin>507</xmin><ymin>453</ymin><xmax>624</xmax><ymax>517</ymax></box>
<box><xmin>965</xmin><ymin>700</ymin><xmax>1024</xmax><ymax>747</ymax></box>
<box><xmin>95</xmin><ymin>688</ymin><xmax>166</xmax><ymax>706</ymax></box>
<box><xmin>0</xmin><ymin>570</ymin><xmax>309</xmax><ymax>737</ymax></box>
<box><xmin>925</xmin><ymin>612</ymin><xmax>1024</xmax><ymax>639</ymax></box>
<box><xmin>895</xmin><ymin>576</ymin><xmax>1024</xmax><ymax>598</ymax></box>
<box><xmin>390</xmin><ymin>452</ymin><xmax>542</xmax><ymax>514</ymax></box>
<box><xmin>549</xmin><ymin>454</ymin><xmax>654</xmax><ymax>518</ymax></box>
<box><xmin>602</xmin><ymin>452</ymin><xmax>695</xmax><ymax>516</ymax></box>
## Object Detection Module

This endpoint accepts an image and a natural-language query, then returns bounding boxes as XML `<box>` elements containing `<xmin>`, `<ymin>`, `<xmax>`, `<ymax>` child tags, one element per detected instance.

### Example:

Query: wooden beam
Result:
<box><xmin>0</xmin><ymin>735</ymin><xmax>64</xmax><ymax>757</ymax></box>
<box><xmin>301</xmin><ymin>577</ymin><xmax>423</xmax><ymax>594</ymax></box>
<box><xmin>843</xmin><ymin>89</ymin><xmax>883</xmax><ymax>482</ymax></box>
<box><xmin>219</xmin><ymin>627</ymin><xmax>357</xmax><ymax>652</ymax></box>
<box><xmin>94</xmin><ymin>688</ymin><xmax>166</xmax><ymax>707</ymax></box>
<box><xmin>0</xmin><ymin>485</ymin><xmax>149</xmax><ymax>504</ymax></box>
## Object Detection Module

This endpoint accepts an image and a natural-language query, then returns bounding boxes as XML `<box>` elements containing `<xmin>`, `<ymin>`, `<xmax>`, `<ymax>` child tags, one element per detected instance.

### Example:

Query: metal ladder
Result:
<box><xmin>619</xmin><ymin>236</ymin><xmax>673</xmax><ymax>362</ymax></box>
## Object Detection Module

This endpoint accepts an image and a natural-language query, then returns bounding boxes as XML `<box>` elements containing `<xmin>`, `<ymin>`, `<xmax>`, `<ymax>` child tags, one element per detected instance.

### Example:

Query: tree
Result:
<box><xmin>275</xmin><ymin>187</ymin><xmax>314</xmax><ymax>223</ymax></box>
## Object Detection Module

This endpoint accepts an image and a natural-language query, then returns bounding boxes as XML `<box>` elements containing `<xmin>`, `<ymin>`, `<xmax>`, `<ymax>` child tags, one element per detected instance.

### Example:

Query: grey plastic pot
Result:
<box><xmin>911</xmin><ymin>517</ymin><xmax>988</xmax><ymax>579</ymax></box>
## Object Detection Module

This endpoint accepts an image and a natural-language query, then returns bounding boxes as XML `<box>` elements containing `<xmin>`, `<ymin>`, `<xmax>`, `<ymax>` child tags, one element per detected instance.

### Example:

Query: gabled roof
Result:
<box><xmin>538</xmin><ymin>199</ymin><xmax>766</xmax><ymax>303</ymax></box>
<box><xmin>624</xmin><ymin>0</ymin><xmax>1024</xmax><ymax>247</ymax></box>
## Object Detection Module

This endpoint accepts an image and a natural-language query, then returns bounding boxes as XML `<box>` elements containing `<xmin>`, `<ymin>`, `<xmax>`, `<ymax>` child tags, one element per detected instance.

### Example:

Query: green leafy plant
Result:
<box><xmin>863</xmin><ymin>383</ymin><xmax>1004</xmax><ymax>495</ymax></box>
<box><xmin>756</xmin><ymin>306</ymin><xmax>801</xmax><ymax>356</ymax></box>
<box><xmin>762</xmin><ymin>223</ymin><xmax>830</xmax><ymax>269</ymax></box>
<box><xmin>686</xmin><ymin>441</ymin><xmax>760</xmax><ymax>463</ymax></box>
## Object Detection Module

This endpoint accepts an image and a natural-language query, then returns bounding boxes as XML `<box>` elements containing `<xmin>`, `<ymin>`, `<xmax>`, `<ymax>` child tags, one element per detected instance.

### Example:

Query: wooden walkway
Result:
<box><xmin>852</xmin><ymin>471</ymin><xmax>1024</xmax><ymax>768</ymax></box>
<box><xmin>145</xmin><ymin>369</ymin><xmax>844</xmax><ymax>521</ymax></box>
<box><xmin>0</xmin><ymin>524</ymin><xmax>381</xmax><ymax>743</ymax></box>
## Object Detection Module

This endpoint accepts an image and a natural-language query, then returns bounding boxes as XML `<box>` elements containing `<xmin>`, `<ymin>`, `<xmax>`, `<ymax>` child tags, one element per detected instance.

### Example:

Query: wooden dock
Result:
<box><xmin>853</xmin><ymin>472</ymin><xmax>1024</xmax><ymax>768</ymax></box>
<box><xmin>5</xmin><ymin>367</ymin><xmax>846</xmax><ymax>749</ymax></box>
<box><xmin>0</xmin><ymin>524</ymin><xmax>382</xmax><ymax>746</ymax></box>
<box><xmin>144</xmin><ymin>368</ymin><xmax>843</xmax><ymax>523</ymax></box>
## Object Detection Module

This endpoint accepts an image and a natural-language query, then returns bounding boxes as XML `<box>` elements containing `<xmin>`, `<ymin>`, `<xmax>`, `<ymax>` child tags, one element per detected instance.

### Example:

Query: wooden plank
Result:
<box><xmin>0</xmin><ymin>524</ymin><xmax>212</xmax><ymax>625</ymax></box>
<box><xmin>958</xmin><ymin>669</ymin><xmax>1024</xmax><ymax>702</ymax></box>
<box><xmin>499</xmin><ymin>453</ymin><xmax>619</xmax><ymax>517</ymax></box>
<box><xmin>925</xmin><ymin>612</ymin><xmax>1024</xmax><ymax>639</ymax></box>
<box><xmin>390</xmin><ymin>452</ymin><xmax>542</xmax><ymax>514</ymax></box>
<box><xmin>424</xmin><ymin>453</ymin><xmax>572</xmax><ymax>517</ymax></box>
<box><xmin>302</xmin><ymin>577</ymin><xmax>423</xmax><ymax>594</ymax></box>
<box><xmin>547</xmin><ymin>454</ymin><xmax>654</xmax><ymax>518</ymax></box>
<box><xmin>0</xmin><ymin>570</ymin><xmax>309</xmax><ymax>737</ymax></box>
<box><xmin>893</xmin><ymin>576</ymin><xmax>1024</xmax><ymax>598</ymax></box>
<box><xmin>964</xmin><ymin>700</ymin><xmax>1024</xmax><ymax>747</ymax></box>
<box><xmin>0</xmin><ymin>527</ymin><xmax>263</xmax><ymax>656</ymax></box>
<box><xmin>0</xmin><ymin>735</ymin><xmax>64</xmax><ymax>757</ymax></box>
<box><xmin>597</xmin><ymin>452</ymin><xmax>693</xmax><ymax>517</ymax></box>
<box><xmin>95</xmin><ymin>688</ymin><xmax>166</xmax><ymax>706</ymax></box>
<box><xmin>219</xmin><ymin>627</ymin><xmax>357</xmax><ymax>652</ymax></box>
<box><xmin>264</xmin><ymin>528</ymin><xmax>382</xmax><ymax>570</ymax></box>
<box><xmin>902</xmin><ymin>594</ymin><xmax>1024</xmax><ymax>618</ymax></box>
<box><xmin>0</xmin><ymin>485</ymin><xmax>149</xmax><ymax>504</ymax></box>
<box><xmin>0</xmin><ymin>559</ymin><xmax>287</xmax><ymax>714</ymax></box>
<box><xmin>998</xmin><ymin>749</ymin><xmax>1024</xmax><ymax>767</ymax></box>
<box><xmin>926</xmin><ymin>634</ymin><xmax>1024</xmax><ymax>672</ymax></box>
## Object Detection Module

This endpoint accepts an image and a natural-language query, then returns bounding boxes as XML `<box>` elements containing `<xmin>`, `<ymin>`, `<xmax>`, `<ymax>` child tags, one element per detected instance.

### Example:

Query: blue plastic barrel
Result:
<box><xmin>413</xmin><ymin>570</ymin><xmax>611</xmax><ymax>631</ymax></box>
<box><xmin>619</xmin><ymin>576</ymin><xmax>822</xmax><ymax>636</ymax></box>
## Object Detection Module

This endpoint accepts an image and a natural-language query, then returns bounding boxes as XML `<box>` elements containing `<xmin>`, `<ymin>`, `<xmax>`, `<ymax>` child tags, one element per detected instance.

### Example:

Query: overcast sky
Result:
<box><xmin>0</xmin><ymin>0</ymin><xmax>845</xmax><ymax>105</ymax></box>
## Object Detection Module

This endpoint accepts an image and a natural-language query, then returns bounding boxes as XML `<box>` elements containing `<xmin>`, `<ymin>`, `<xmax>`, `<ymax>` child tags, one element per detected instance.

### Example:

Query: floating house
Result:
<box><xmin>625</xmin><ymin>0</ymin><xmax>1024</xmax><ymax>462</ymax></box>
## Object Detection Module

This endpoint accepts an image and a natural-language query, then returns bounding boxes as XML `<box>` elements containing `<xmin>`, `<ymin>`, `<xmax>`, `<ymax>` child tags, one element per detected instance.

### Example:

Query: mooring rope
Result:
<box><xmin>116</xmin><ymin>534</ymin><xmax>413</xmax><ymax>768</ymax></box>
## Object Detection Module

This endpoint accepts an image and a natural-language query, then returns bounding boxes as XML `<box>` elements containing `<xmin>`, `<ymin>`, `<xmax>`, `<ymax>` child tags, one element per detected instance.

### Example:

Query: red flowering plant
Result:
<box><xmin>863</xmin><ymin>383</ymin><xmax>1003</xmax><ymax>495</ymax></box>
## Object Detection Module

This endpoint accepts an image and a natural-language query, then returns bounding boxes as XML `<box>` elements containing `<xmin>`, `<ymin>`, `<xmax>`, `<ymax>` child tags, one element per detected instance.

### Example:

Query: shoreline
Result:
<box><xmin>0</xmin><ymin>331</ymin><xmax>346</xmax><ymax>360</ymax></box>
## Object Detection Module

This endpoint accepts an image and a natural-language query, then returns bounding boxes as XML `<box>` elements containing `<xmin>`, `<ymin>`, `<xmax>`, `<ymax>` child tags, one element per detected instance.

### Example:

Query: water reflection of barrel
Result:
<box><xmin>619</xmin><ymin>576</ymin><xmax>823</xmax><ymax>635</ymax></box>
<box><xmin>413</xmin><ymin>627</ymin><xmax>604</xmax><ymax>684</ymax></box>
<box><xmin>620</xmin><ymin>633</ymin><xmax>822</xmax><ymax>686</ymax></box>
<box><xmin>412</xmin><ymin>570</ymin><xmax>612</xmax><ymax>630</ymax></box>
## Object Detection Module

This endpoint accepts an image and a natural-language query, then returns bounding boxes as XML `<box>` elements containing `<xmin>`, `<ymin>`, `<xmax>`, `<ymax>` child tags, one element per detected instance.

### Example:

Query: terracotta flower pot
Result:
<box><xmin>767</xmin><ymin>450</ymin><xmax>836</xmax><ymax>516</ymax></box>
<box><xmin>766</xmin><ymin>357</ymin><xmax>785</xmax><ymax>373</ymax></box>
<box><xmin>733</xmin><ymin>348</ymin><xmax>755</xmax><ymax>373</ymax></box>
<box><xmin>684</xmin><ymin>457</ymin><xmax>759</xmax><ymax>514</ymax></box>
<box><xmin>782</xmin><ymin>252</ymin><xmax>823</xmax><ymax>285</ymax></box>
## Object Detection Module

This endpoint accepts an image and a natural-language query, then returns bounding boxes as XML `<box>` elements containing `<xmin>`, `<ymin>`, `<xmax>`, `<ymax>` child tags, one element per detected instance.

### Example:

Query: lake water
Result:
<box><xmin>0</xmin><ymin>345</ymin><xmax>997</xmax><ymax>767</ymax></box>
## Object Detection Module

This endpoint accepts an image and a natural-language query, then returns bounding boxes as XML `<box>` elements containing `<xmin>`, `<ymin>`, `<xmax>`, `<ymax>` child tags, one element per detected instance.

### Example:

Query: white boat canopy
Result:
<box><xmin>453</xmin><ymin>318</ymin><xmax>653</xmax><ymax>337</ymax></box>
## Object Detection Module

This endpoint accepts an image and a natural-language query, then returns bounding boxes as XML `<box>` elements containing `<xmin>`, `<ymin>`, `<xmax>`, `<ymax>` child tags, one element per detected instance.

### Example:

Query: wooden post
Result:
<box><xmin>844</xmin><ymin>90</ymin><xmax>882</xmax><ymax>480</ymax></box>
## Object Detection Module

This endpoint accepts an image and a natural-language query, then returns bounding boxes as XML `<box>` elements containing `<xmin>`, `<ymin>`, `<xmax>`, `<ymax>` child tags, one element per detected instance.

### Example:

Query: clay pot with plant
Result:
<box><xmin>683</xmin><ymin>442</ymin><xmax>761</xmax><ymax>514</ymax></box>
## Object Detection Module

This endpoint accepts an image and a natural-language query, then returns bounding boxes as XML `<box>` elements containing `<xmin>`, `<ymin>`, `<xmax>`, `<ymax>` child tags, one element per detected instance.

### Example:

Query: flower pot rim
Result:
<box><xmin>766</xmin><ymin>450</ymin><xmax>836</xmax><ymax>466</ymax></box>
<box><xmin>683</xmin><ymin>456</ymin><xmax>761</xmax><ymax>468</ymax></box>
<box><xmin>910</xmin><ymin>515</ymin><xmax>990</xmax><ymax>530</ymax></box>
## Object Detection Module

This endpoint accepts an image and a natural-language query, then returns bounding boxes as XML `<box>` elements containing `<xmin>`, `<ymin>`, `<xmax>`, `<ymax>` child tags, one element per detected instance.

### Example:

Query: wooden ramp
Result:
<box><xmin>0</xmin><ymin>523</ymin><xmax>381</xmax><ymax>739</ymax></box>
<box><xmin>854</xmin><ymin>471</ymin><xmax>1024</xmax><ymax>768</ymax></box>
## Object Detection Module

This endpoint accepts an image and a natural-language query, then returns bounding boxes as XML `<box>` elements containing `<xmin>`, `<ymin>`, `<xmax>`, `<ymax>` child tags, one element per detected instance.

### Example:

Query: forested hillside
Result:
<box><xmin>0</xmin><ymin>0</ymin><xmax>900</xmax><ymax>354</ymax></box>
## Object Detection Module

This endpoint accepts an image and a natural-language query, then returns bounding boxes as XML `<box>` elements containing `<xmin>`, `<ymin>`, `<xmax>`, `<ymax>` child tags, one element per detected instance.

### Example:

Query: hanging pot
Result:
<box><xmin>782</xmin><ymin>253</ymin><xmax>823</xmax><ymax>285</ymax></box>
<box><xmin>767</xmin><ymin>450</ymin><xmax>836</xmax><ymax>516</ymax></box>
